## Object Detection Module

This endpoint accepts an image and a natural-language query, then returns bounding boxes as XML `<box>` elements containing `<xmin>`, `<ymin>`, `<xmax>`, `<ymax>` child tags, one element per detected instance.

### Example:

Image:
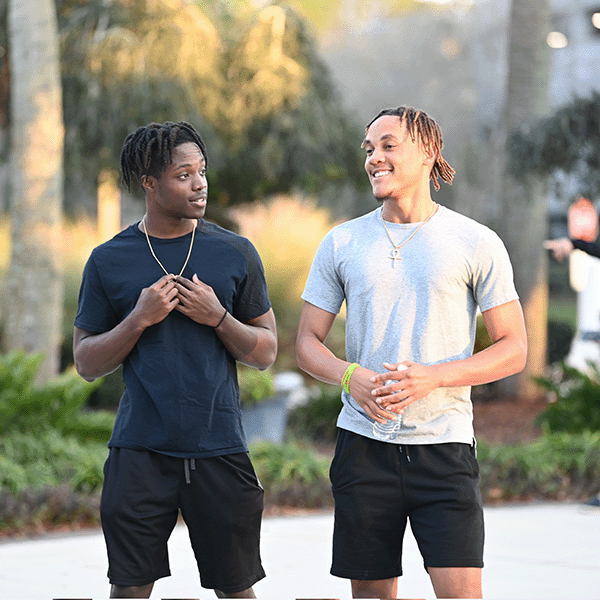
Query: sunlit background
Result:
<box><xmin>2</xmin><ymin>0</ymin><xmax>600</xmax><ymax>558</ymax></box>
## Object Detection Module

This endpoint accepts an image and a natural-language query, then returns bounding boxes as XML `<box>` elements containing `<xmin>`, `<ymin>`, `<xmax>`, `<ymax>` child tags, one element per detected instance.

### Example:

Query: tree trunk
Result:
<box><xmin>97</xmin><ymin>169</ymin><xmax>121</xmax><ymax>242</ymax></box>
<box><xmin>5</xmin><ymin>0</ymin><xmax>64</xmax><ymax>384</ymax></box>
<box><xmin>496</xmin><ymin>0</ymin><xmax>550</xmax><ymax>400</ymax></box>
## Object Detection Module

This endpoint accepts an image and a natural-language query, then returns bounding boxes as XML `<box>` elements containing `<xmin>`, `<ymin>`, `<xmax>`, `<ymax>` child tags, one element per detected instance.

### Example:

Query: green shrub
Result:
<box><xmin>249</xmin><ymin>440</ymin><xmax>333</xmax><ymax>508</ymax></box>
<box><xmin>0</xmin><ymin>430</ymin><xmax>107</xmax><ymax>495</ymax></box>
<box><xmin>0</xmin><ymin>351</ymin><xmax>114</xmax><ymax>443</ymax></box>
<box><xmin>238</xmin><ymin>366</ymin><xmax>276</xmax><ymax>408</ymax></box>
<box><xmin>287</xmin><ymin>384</ymin><xmax>342</xmax><ymax>442</ymax></box>
<box><xmin>534</xmin><ymin>362</ymin><xmax>600</xmax><ymax>433</ymax></box>
<box><xmin>250</xmin><ymin>439</ymin><xmax>330</xmax><ymax>486</ymax></box>
<box><xmin>477</xmin><ymin>431</ymin><xmax>600</xmax><ymax>502</ymax></box>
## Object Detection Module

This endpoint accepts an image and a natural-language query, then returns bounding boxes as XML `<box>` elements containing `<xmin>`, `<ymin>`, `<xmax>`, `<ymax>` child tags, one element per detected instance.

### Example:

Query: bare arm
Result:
<box><xmin>73</xmin><ymin>274</ymin><xmax>180</xmax><ymax>381</ymax></box>
<box><xmin>295</xmin><ymin>301</ymin><xmax>394</xmax><ymax>424</ymax></box>
<box><xmin>543</xmin><ymin>238</ymin><xmax>574</xmax><ymax>261</ymax></box>
<box><xmin>174</xmin><ymin>274</ymin><xmax>277</xmax><ymax>370</ymax></box>
<box><xmin>372</xmin><ymin>299</ymin><xmax>528</xmax><ymax>412</ymax></box>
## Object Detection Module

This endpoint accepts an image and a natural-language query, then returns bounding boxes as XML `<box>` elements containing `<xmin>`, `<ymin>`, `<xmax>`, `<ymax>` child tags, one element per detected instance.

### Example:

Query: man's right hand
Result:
<box><xmin>348</xmin><ymin>365</ymin><xmax>398</xmax><ymax>424</ymax></box>
<box><xmin>132</xmin><ymin>274</ymin><xmax>180</xmax><ymax>328</ymax></box>
<box><xmin>543</xmin><ymin>238</ymin><xmax>574</xmax><ymax>261</ymax></box>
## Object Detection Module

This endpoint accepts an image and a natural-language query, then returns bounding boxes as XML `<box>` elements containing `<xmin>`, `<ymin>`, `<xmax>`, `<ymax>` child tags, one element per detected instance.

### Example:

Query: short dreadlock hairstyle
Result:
<box><xmin>120</xmin><ymin>121</ymin><xmax>208</xmax><ymax>192</ymax></box>
<box><xmin>364</xmin><ymin>107</ymin><xmax>455</xmax><ymax>191</ymax></box>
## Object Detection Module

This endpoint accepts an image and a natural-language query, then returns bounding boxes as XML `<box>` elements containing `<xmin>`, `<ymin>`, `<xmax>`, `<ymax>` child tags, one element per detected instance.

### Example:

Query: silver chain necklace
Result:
<box><xmin>380</xmin><ymin>203</ymin><xmax>437</xmax><ymax>268</ymax></box>
<box><xmin>141</xmin><ymin>217</ymin><xmax>196</xmax><ymax>277</ymax></box>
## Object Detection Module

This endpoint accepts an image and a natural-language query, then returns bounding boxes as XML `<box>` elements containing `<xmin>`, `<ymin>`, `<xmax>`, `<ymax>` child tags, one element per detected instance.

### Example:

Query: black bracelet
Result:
<box><xmin>213</xmin><ymin>307</ymin><xmax>227</xmax><ymax>328</ymax></box>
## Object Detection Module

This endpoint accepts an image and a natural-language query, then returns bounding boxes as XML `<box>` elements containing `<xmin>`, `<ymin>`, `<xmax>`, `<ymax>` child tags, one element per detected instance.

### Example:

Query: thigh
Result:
<box><xmin>329</xmin><ymin>429</ymin><xmax>409</xmax><ymax>580</ymax></box>
<box><xmin>100</xmin><ymin>448</ymin><xmax>179</xmax><ymax>586</ymax></box>
<box><xmin>406</xmin><ymin>443</ymin><xmax>484</xmax><ymax>569</ymax></box>
<box><xmin>180</xmin><ymin>452</ymin><xmax>265</xmax><ymax>594</ymax></box>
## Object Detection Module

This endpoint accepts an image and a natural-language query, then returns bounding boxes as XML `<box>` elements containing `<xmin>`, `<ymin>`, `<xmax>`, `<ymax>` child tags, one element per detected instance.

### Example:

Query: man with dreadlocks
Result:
<box><xmin>73</xmin><ymin>121</ymin><xmax>276</xmax><ymax>599</ymax></box>
<box><xmin>296</xmin><ymin>107</ymin><xmax>527</xmax><ymax>599</ymax></box>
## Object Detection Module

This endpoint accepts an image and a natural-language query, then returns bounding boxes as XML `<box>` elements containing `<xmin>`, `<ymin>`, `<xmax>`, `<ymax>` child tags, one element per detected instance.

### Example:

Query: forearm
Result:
<box><xmin>295</xmin><ymin>334</ymin><xmax>349</xmax><ymax>386</ymax></box>
<box><xmin>74</xmin><ymin>314</ymin><xmax>146</xmax><ymax>382</ymax></box>
<box><xmin>296</xmin><ymin>302</ymin><xmax>397</xmax><ymax>424</ymax></box>
<box><xmin>215</xmin><ymin>311</ymin><xmax>277</xmax><ymax>370</ymax></box>
<box><xmin>435</xmin><ymin>335</ymin><xmax>527</xmax><ymax>388</ymax></box>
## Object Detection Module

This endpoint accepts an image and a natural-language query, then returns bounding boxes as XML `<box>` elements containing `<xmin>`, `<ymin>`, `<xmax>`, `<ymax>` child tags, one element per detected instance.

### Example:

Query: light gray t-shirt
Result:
<box><xmin>301</xmin><ymin>205</ymin><xmax>519</xmax><ymax>444</ymax></box>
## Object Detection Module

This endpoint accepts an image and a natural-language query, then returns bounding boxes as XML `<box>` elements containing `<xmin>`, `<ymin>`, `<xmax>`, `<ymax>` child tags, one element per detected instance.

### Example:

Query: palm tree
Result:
<box><xmin>496</xmin><ymin>0</ymin><xmax>550</xmax><ymax>400</ymax></box>
<box><xmin>5</xmin><ymin>0</ymin><xmax>64</xmax><ymax>383</ymax></box>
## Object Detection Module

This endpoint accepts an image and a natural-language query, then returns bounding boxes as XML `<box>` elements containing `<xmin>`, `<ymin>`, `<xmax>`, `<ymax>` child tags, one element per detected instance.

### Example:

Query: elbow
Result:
<box><xmin>75</xmin><ymin>364</ymin><xmax>98</xmax><ymax>383</ymax></box>
<box><xmin>74</xmin><ymin>355</ymin><xmax>101</xmax><ymax>383</ymax></box>
<box><xmin>258</xmin><ymin>346</ymin><xmax>277</xmax><ymax>371</ymax></box>
<box><xmin>511</xmin><ymin>339</ymin><xmax>528</xmax><ymax>375</ymax></box>
<box><xmin>249</xmin><ymin>337</ymin><xmax>278</xmax><ymax>371</ymax></box>
<box><xmin>294</xmin><ymin>340</ymin><xmax>309</xmax><ymax>375</ymax></box>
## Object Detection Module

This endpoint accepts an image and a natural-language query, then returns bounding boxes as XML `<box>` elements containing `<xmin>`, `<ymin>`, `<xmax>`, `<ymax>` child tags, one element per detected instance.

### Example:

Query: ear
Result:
<box><xmin>422</xmin><ymin>145</ymin><xmax>437</xmax><ymax>167</ymax></box>
<box><xmin>140</xmin><ymin>174</ymin><xmax>156</xmax><ymax>193</ymax></box>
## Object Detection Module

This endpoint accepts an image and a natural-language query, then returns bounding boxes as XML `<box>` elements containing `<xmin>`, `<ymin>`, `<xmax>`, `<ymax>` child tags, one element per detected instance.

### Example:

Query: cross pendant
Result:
<box><xmin>391</xmin><ymin>248</ymin><xmax>401</xmax><ymax>267</ymax></box>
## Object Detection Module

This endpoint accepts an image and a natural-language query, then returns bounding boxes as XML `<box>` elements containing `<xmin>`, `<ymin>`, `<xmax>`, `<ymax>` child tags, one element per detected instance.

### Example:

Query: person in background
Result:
<box><xmin>73</xmin><ymin>121</ymin><xmax>277</xmax><ymax>598</ymax></box>
<box><xmin>544</xmin><ymin>237</ymin><xmax>600</xmax><ymax>261</ymax></box>
<box><xmin>544</xmin><ymin>235</ymin><xmax>600</xmax><ymax>508</ymax></box>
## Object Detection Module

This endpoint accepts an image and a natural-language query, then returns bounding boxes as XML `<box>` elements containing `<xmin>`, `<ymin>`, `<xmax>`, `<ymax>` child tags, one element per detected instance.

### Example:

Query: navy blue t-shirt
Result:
<box><xmin>74</xmin><ymin>220</ymin><xmax>272</xmax><ymax>458</ymax></box>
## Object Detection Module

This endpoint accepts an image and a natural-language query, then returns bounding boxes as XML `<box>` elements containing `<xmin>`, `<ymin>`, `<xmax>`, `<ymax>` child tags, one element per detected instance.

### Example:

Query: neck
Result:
<box><xmin>380</xmin><ymin>196</ymin><xmax>436</xmax><ymax>224</ymax></box>
<box><xmin>140</xmin><ymin>215</ymin><xmax>197</xmax><ymax>238</ymax></box>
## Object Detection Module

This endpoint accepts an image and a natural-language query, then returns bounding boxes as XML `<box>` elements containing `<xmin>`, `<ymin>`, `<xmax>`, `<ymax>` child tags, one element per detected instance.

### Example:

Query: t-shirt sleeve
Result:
<box><xmin>301</xmin><ymin>230</ymin><xmax>345</xmax><ymax>315</ymax></box>
<box><xmin>572</xmin><ymin>238</ymin><xmax>600</xmax><ymax>259</ymax></box>
<box><xmin>472</xmin><ymin>230</ymin><xmax>519</xmax><ymax>312</ymax></box>
<box><xmin>231</xmin><ymin>240</ymin><xmax>272</xmax><ymax>323</ymax></box>
<box><xmin>74</xmin><ymin>252</ymin><xmax>119</xmax><ymax>333</ymax></box>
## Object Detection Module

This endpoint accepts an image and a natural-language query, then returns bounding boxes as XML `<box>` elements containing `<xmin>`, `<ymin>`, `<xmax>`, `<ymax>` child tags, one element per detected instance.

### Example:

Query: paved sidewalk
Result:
<box><xmin>0</xmin><ymin>502</ymin><xmax>598</xmax><ymax>599</ymax></box>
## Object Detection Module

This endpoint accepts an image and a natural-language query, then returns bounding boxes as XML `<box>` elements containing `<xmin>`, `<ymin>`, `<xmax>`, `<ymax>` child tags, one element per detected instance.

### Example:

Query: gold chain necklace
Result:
<box><xmin>141</xmin><ymin>217</ymin><xmax>196</xmax><ymax>277</ymax></box>
<box><xmin>381</xmin><ymin>203</ymin><xmax>437</xmax><ymax>268</ymax></box>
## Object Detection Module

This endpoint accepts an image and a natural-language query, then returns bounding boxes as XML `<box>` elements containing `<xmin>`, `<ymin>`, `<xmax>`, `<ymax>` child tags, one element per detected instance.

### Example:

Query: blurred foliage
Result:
<box><xmin>249</xmin><ymin>439</ymin><xmax>333</xmax><ymax>508</ymax></box>
<box><xmin>250</xmin><ymin>439</ymin><xmax>330</xmax><ymax>486</ymax></box>
<box><xmin>473</xmin><ymin>314</ymin><xmax>492</xmax><ymax>354</ymax></box>
<box><xmin>238</xmin><ymin>365</ymin><xmax>276</xmax><ymax>408</ymax></box>
<box><xmin>534</xmin><ymin>361</ymin><xmax>600</xmax><ymax>433</ymax></box>
<box><xmin>0</xmin><ymin>351</ymin><xmax>114</xmax><ymax>443</ymax></box>
<box><xmin>1</xmin><ymin>0</ymin><xmax>365</xmax><ymax>217</ymax></box>
<box><xmin>478</xmin><ymin>431</ymin><xmax>600</xmax><ymax>502</ymax></box>
<box><xmin>0</xmin><ymin>430</ymin><xmax>107</xmax><ymax>496</ymax></box>
<box><xmin>508</xmin><ymin>91</ymin><xmax>600</xmax><ymax>199</ymax></box>
<box><xmin>233</xmin><ymin>196</ymin><xmax>347</xmax><ymax>370</ymax></box>
<box><xmin>287</xmin><ymin>384</ymin><xmax>342</xmax><ymax>442</ymax></box>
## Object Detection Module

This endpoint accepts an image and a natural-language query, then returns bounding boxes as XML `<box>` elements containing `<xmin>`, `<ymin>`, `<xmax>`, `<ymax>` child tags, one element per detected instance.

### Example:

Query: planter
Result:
<box><xmin>241</xmin><ymin>371</ymin><xmax>306</xmax><ymax>445</ymax></box>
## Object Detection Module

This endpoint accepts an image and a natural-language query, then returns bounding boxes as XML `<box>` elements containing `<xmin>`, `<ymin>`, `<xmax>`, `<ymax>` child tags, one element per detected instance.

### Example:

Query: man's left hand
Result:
<box><xmin>174</xmin><ymin>274</ymin><xmax>225</xmax><ymax>327</ymax></box>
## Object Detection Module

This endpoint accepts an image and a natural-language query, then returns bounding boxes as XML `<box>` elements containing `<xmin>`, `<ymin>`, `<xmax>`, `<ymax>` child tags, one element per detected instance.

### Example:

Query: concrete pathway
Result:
<box><xmin>0</xmin><ymin>502</ymin><xmax>598</xmax><ymax>599</ymax></box>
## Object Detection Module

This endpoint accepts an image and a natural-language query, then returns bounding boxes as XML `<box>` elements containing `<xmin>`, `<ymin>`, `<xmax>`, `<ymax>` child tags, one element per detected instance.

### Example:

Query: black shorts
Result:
<box><xmin>100</xmin><ymin>447</ymin><xmax>265</xmax><ymax>593</ymax></box>
<box><xmin>329</xmin><ymin>429</ymin><xmax>484</xmax><ymax>580</ymax></box>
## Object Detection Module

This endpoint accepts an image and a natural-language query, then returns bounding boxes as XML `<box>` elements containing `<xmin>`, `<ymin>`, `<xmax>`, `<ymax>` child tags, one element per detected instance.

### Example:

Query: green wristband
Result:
<box><xmin>341</xmin><ymin>362</ymin><xmax>360</xmax><ymax>394</ymax></box>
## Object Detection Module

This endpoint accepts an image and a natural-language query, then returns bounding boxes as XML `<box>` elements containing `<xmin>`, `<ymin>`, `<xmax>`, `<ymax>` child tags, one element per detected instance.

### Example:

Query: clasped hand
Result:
<box><xmin>136</xmin><ymin>273</ymin><xmax>223</xmax><ymax>328</ymax></box>
<box><xmin>369</xmin><ymin>361</ymin><xmax>441</xmax><ymax>414</ymax></box>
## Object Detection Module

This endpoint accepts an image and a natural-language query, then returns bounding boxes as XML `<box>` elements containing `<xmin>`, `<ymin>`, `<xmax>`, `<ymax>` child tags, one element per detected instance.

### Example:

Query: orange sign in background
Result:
<box><xmin>568</xmin><ymin>196</ymin><xmax>599</xmax><ymax>242</ymax></box>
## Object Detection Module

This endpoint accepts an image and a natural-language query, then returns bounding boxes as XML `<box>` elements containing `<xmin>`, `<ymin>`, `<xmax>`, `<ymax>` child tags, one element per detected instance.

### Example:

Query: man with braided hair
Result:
<box><xmin>74</xmin><ymin>121</ymin><xmax>276</xmax><ymax>599</ymax></box>
<box><xmin>296</xmin><ymin>106</ymin><xmax>527</xmax><ymax>599</ymax></box>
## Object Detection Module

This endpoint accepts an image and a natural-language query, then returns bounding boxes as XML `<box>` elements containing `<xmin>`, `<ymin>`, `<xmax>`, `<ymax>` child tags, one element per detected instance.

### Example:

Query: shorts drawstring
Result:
<box><xmin>399</xmin><ymin>445</ymin><xmax>411</xmax><ymax>462</ymax></box>
<box><xmin>184</xmin><ymin>458</ymin><xmax>196</xmax><ymax>484</ymax></box>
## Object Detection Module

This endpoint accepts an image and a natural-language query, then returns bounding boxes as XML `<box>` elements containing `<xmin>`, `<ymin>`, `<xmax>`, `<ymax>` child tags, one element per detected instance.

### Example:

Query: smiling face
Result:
<box><xmin>143</xmin><ymin>142</ymin><xmax>208</xmax><ymax>223</ymax></box>
<box><xmin>363</xmin><ymin>115</ymin><xmax>434</xmax><ymax>201</ymax></box>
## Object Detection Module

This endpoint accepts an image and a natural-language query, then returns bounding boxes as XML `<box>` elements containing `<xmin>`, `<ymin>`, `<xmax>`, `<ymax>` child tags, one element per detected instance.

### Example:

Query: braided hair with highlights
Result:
<box><xmin>120</xmin><ymin>121</ymin><xmax>208</xmax><ymax>192</ymax></box>
<box><xmin>365</xmin><ymin>107</ymin><xmax>455</xmax><ymax>191</ymax></box>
